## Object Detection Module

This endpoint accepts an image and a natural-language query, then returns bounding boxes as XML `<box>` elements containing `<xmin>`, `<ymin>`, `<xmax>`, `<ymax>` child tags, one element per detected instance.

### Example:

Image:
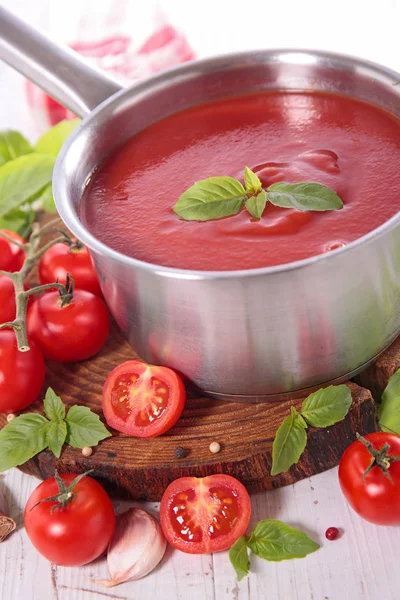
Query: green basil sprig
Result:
<box><xmin>0</xmin><ymin>119</ymin><xmax>80</xmax><ymax>234</ymax></box>
<box><xmin>271</xmin><ymin>384</ymin><xmax>352</xmax><ymax>476</ymax></box>
<box><xmin>230</xmin><ymin>521</ymin><xmax>319</xmax><ymax>580</ymax></box>
<box><xmin>0</xmin><ymin>388</ymin><xmax>111</xmax><ymax>472</ymax></box>
<box><xmin>173</xmin><ymin>166</ymin><xmax>343</xmax><ymax>222</ymax></box>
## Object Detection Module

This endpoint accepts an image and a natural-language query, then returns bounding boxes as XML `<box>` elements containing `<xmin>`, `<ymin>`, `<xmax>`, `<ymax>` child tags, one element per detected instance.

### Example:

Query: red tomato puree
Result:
<box><xmin>81</xmin><ymin>91</ymin><xmax>400</xmax><ymax>270</ymax></box>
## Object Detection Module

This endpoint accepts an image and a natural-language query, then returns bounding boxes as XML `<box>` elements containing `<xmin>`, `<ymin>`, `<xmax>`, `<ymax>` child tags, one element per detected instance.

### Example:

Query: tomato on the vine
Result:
<box><xmin>339</xmin><ymin>432</ymin><xmax>400</xmax><ymax>525</ymax></box>
<box><xmin>0</xmin><ymin>276</ymin><xmax>31</xmax><ymax>324</ymax></box>
<box><xmin>160</xmin><ymin>474</ymin><xmax>251</xmax><ymax>554</ymax></box>
<box><xmin>102</xmin><ymin>360</ymin><xmax>186</xmax><ymax>438</ymax></box>
<box><xmin>0</xmin><ymin>330</ymin><xmax>45</xmax><ymax>413</ymax></box>
<box><xmin>24</xmin><ymin>472</ymin><xmax>116</xmax><ymax>566</ymax></box>
<box><xmin>0</xmin><ymin>230</ymin><xmax>25</xmax><ymax>272</ymax></box>
<box><xmin>27</xmin><ymin>289</ymin><xmax>110</xmax><ymax>362</ymax></box>
<box><xmin>39</xmin><ymin>242</ymin><xmax>102</xmax><ymax>296</ymax></box>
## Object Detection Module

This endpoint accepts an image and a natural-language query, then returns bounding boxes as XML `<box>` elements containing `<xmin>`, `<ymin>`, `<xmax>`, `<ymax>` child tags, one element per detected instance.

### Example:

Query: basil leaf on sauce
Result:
<box><xmin>247</xmin><ymin>520</ymin><xmax>319</xmax><ymax>561</ymax></box>
<box><xmin>271</xmin><ymin>406</ymin><xmax>308</xmax><ymax>476</ymax></box>
<box><xmin>245</xmin><ymin>190</ymin><xmax>267</xmax><ymax>219</ymax></box>
<box><xmin>243</xmin><ymin>166</ymin><xmax>262</xmax><ymax>194</ymax></box>
<box><xmin>173</xmin><ymin>176</ymin><xmax>247</xmax><ymax>221</ymax></box>
<box><xmin>300</xmin><ymin>384</ymin><xmax>352</xmax><ymax>428</ymax></box>
<box><xmin>267</xmin><ymin>182</ymin><xmax>343</xmax><ymax>211</ymax></box>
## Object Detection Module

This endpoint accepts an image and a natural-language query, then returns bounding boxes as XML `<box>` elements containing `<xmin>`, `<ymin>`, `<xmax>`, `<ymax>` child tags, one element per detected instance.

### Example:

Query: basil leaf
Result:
<box><xmin>65</xmin><ymin>405</ymin><xmax>112</xmax><ymax>448</ymax></box>
<box><xmin>301</xmin><ymin>384</ymin><xmax>352</xmax><ymax>428</ymax></box>
<box><xmin>35</xmin><ymin>119</ymin><xmax>80</xmax><ymax>157</ymax></box>
<box><xmin>0</xmin><ymin>153</ymin><xmax>55</xmax><ymax>217</ymax></box>
<box><xmin>229</xmin><ymin>536</ymin><xmax>250</xmax><ymax>581</ymax></box>
<box><xmin>173</xmin><ymin>176</ymin><xmax>246</xmax><ymax>221</ymax></box>
<box><xmin>36</xmin><ymin>184</ymin><xmax>56</xmax><ymax>213</ymax></box>
<box><xmin>43</xmin><ymin>388</ymin><xmax>66</xmax><ymax>421</ymax></box>
<box><xmin>244</xmin><ymin>166</ymin><xmax>262</xmax><ymax>193</ymax></box>
<box><xmin>0</xmin><ymin>207</ymin><xmax>35</xmax><ymax>237</ymax></box>
<box><xmin>0</xmin><ymin>414</ymin><xmax>50</xmax><ymax>472</ymax></box>
<box><xmin>0</xmin><ymin>130</ymin><xmax>33</xmax><ymax>167</ymax></box>
<box><xmin>379</xmin><ymin>368</ymin><xmax>400</xmax><ymax>434</ymax></box>
<box><xmin>267</xmin><ymin>182</ymin><xmax>343</xmax><ymax>211</ymax></box>
<box><xmin>245</xmin><ymin>190</ymin><xmax>267</xmax><ymax>219</ymax></box>
<box><xmin>271</xmin><ymin>406</ymin><xmax>307</xmax><ymax>476</ymax></box>
<box><xmin>46</xmin><ymin>420</ymin><xmax>67</xmax><ymax>458</ymax></box>
<box><xmin>248</xmin><ymin>520</ymin><xmax>319</xmax><ymax>561</ymax></box>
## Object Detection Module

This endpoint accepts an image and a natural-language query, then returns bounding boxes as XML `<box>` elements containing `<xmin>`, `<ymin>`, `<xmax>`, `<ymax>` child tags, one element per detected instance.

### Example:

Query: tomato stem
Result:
<box><xmin>29</xmin><ymin>470</ymin><xmax>94</xmax><ymax>513</ymax></box>
<box><xmin>356</xmin><ymin>432</ymin><xmax>400</xmax><ymax>482</ymax></box>
<box><xmin>0</xmin><ymin>218</ymin><xmax>80</xmax><ymax>351</ymax></box>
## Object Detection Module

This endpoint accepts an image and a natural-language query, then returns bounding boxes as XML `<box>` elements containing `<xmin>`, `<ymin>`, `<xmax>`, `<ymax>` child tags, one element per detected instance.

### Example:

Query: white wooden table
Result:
<box><xmin>2</xmin><ymin>1</ymin><xmax>400</xmax><ymax>598</ymax></box>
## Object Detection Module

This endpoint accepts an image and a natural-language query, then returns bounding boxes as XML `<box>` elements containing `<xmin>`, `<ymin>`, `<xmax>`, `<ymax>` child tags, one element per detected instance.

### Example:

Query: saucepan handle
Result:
<box><xmin>0</xmin><ymin>7</ymin><xmax>123</xmax><ymax>117</ymax></box>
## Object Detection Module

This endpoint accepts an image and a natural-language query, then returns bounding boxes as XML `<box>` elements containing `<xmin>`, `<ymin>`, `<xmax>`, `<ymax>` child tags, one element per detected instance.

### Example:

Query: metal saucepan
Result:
<box><xmin>1</xmin><ymin>8</ymin><xmax>400</xmax><ymax>401</ymax></box>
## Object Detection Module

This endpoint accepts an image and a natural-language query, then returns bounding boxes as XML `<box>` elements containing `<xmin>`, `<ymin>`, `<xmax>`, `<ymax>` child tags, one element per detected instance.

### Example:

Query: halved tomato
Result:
<box><xmin>159</xmin><ymin>474</ymin><xmax>251</xmax><ymax>554</ymax></box>
<box><xmin>102</xmin><ymin>360</ymin><xmax>186</xmax><ymax>438</ymax></box>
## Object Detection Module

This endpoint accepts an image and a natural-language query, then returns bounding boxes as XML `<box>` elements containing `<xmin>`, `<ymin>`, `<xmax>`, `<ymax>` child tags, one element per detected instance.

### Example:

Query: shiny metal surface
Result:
<box><xmin>2</xmin><ymin>9</ymin><xmax>400</xmax><ymax>400</ymax></box>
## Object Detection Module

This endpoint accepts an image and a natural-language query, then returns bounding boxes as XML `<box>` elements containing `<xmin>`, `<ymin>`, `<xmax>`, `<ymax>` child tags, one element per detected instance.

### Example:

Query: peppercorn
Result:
<box><xmin>6</xmin><ymin>413</ymin><xmax>16</xmax><ymax>422</ymax></box>
<box><xmin>174</xmin><ymin>446</ymin><xmax>186</xmax><ymax>459</ymax></box>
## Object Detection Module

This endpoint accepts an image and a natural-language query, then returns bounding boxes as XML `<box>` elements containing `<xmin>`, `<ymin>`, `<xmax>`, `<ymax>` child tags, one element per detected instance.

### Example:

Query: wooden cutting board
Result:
<box><xmin>0</xmin><ymin>315</ymin><xmax>377</xmax><ymax>501</ymax></box>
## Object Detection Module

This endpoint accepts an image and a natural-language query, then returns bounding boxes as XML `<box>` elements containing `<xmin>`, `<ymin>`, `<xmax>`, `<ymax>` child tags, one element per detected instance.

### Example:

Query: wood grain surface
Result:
<box><xmin>0</xmin><ymin>315</ymin><xmax>377</xmax><ymax>500</ymax></box>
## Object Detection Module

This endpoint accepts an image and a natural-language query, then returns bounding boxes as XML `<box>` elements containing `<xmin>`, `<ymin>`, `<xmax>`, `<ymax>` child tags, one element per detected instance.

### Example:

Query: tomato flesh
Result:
<box><xmin>160</xmin><ymin>474</ymin><xmax>251</xmax><ymax>553</ymax></box>
<box><xmin>102</xmin><ymin>360</ymin><xmax>186</xmax><ymax>437</ymax></box>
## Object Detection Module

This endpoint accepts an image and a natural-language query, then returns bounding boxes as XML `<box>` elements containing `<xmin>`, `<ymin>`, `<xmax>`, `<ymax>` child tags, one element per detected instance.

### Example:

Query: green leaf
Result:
<box><xmin>0</xmin><ymin>130</ymin><xmax>33</xmax><ymax>167</ymax></box>
<box><xmin>379</xmin><ymin>368</ymin><xmax>400</xmax><ymax>434</ymax></box>
<box><xmin>36</xmin><ymin>184</ymin><xmax>57</xmax><ymax>213</ymax></box>
<box><xmin>301</xmin><ymin>384</ymin><xmax>352</xmax><ymax>428</ymax></box>
<box><xmin>43</xmin><ymin>388</ymin><xmax>66</xmax><ymax>421</ymax></box>
<box><xmin>35</xmin><ymin>119</ymin><xmax>80</xmax><ymax>157</ymax></box>
<box><xmin>0</xmin><ymin>153</ymin><xmax>55</xmax><ymax>217</ymax></box>
<box><xmin>229</xmin><ymin>536</ymin><xmax>250</xmax><ymax>581</ymax></box>
<box><xmin>65</xmin><ymin>405</ymin><xmax>112</xmax><ymax>448</ymax></box>
<box><xmin>0</xmin><ymin>207</ymin><xmax>35</xmax><ymax>237</ymax></box>
<box><xmin>267</xmin><ymin>182</ymin><xmax>343</xmax><ymax>211</ymax></box>
<box><xmin>271</xmin><ymin>406</ymin><xmax>307</xmax><ymax>476</ymax></box>
<box><xmin>46</xmin><ymin>420</ymin><xmax>67</xmax><ymax>458</ymax></box>
<box><xmin>0</xmin><ymin>414</ymin><xmax>50</xmax><ymax>472</ymax></box>
<box><xmin>245</xmin><ymin>190</ymin><xmax>267</xmax><ymax>219</ymax></box>
<box><xmin>173</xmin><ymin>176</ymin><xmax>246</xmax><ymax>221</ymax></box>
<box><xmin>243</xmin><ymin>166</ymin><xmax>262</xmax><ymax>193</ymax></box>
<box><xmin>247</xmin><ymin>520</ymin><xmax>319</xmax><ymax>561</ymax></box>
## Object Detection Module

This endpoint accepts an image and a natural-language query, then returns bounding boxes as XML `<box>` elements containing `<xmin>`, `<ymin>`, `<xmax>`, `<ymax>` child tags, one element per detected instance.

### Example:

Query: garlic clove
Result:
<box><xmin>0</xmin><ymin>479</ymin><xmax>16</xmax><ymax>542</ymax></box>
<box><xmin>96</xmin><ymin>508</ymin><xmax>167</xmax><ymax>588</ymax></box>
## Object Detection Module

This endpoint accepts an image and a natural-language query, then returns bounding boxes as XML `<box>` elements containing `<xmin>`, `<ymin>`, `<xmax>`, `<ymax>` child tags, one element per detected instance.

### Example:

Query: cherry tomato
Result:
<box><xmin>160</xmin><ymin>474</ymin><xmax>251</xmax><ymax>554</ymax></box>
<box><xmin>0</xmin><ymin>230</ymin><xmax>25</xmax><ymax>272</ymax></box>
<box><xmin>27</xmin><ymin>289</ymin><xmax>110</xmax><ymax>362</ymax></box>
<box><xmin>24</xmin><ymin>472</ymin><xmax>116</xmax><ymax>566</ymax></box>
<box><xmin>39</xmin><ymin>242</ymin><xmax>102</xmax><ymax>296</ymax></box>
<box><xmin>0</xmin><ymin>330</ymin><xmax>45</xmax><ymax>413</ymax></box>
<box><xmin>102</xmin><ymin>360</ymin><xmax>186</xmax><ymax>438</ymax></box>
<box><xmin>0</xmin><ymin>276</ymin><xmax>31</xmax><ymax>324</ymax></box>
<box><xmin>339</xmin><ymin>432</ymin><xmax>400</xmax><ymax>525</ymax></box>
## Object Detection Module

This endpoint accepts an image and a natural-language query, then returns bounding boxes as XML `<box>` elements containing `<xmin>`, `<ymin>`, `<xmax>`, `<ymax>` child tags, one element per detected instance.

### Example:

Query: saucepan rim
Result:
<box><xmin>54</xmin><ymin>47</ymin><xmax>400</xmax><ymax>281</ymax></box>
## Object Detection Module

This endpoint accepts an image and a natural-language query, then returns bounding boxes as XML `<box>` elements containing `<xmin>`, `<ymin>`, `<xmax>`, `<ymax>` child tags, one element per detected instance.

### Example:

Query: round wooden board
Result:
<box><xmin>0</xmin><ymin>318</ymin><xmax>376</xmax><ymax>501</ymax></box>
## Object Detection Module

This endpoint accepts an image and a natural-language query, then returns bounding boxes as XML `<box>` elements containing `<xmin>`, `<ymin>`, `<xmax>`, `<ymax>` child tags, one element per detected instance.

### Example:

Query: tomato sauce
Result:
<box><xmin>81</xmin><ymin>91</ymin><xmax>400</xmax><ymax>270</ymax></box>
